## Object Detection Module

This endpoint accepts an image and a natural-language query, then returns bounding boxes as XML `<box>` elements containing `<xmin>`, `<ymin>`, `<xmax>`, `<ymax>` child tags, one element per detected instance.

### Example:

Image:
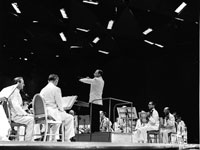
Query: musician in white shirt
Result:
<box><xmin>136</xmin><ymin>101</ymin><xmax>160</xmax><ymax>143</ymax></box>
<box><xmin>79</xmin><ymin>69</ymin><xmax>104</xmax><ymax>132</ymax></box>
<box><xmin>0</xmin><ymin>97</ymin><xmax>11</xmax><ymax>141</ymax></box>
<box><xmin>40</xmin><ymin>74</ymin><xmax>75</xmax><ymax>142</ymax></box>
<box><xmin>9</xmin><ymin>77</ymin><xmax>34</xmax><ymax>141</ymax></box>
<box><xmin>160</xmin><ymin>107</ymin><xmax>176</xmax><ymax>143</ymax></box>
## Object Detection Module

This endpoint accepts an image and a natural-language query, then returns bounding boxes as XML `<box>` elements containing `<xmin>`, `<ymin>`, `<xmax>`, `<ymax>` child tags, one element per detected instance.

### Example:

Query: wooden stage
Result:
<box><xmin>0</xmin><ymin>141</ymin><xmax>199</xmax><ymax>150</ymax></box>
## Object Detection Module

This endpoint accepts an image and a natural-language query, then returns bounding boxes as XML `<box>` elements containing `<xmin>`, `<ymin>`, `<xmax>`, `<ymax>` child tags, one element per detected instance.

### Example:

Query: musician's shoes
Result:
<box><xmin>70</xmin><ymin>137</ymin><xmax>76</xmax><ymax>142</ymax></box>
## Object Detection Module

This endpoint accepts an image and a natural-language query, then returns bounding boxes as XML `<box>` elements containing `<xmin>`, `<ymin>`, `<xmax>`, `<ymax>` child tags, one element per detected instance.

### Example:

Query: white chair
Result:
<box><xmin>32</xmin><ymin>94</ymin><xmax>64</xmax><ymax>142</ymax></box>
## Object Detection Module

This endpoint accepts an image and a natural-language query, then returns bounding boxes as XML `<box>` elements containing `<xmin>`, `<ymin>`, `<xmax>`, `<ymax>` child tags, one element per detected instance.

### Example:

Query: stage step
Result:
<box><xmin>75</xmin><ymin>132</ymin><xmax>133</xmax><ymax>143</ymax></box>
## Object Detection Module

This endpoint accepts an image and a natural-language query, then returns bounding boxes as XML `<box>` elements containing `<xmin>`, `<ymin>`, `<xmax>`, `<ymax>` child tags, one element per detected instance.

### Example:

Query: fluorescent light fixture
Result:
<box><xmin>144</xmin><ymin>40</ymin><xmax>154</xmax><ymax>45</ymax></box>
<box><xmin>175</xmin><ymin>17</ymin><xmax>184</xmax><ymax>21</ymax></box>
<box><xmin>92</xmin><ymin>37</ymin><xmax>100</xmax><ymax>43</ymax></box>
<box><xmin>143</xmin><ymin>28</ymin><xmax>153</xmax><ymax>35</ymax></box>
<box><xmin>33</xmin><ymin>20</ymin><xmax>39</xmax><ymax>23</ymax></box>
<box><xmin>59</xmin><ymin>32</ymin><xmax>67</xmax><ymax>41</ymax></box>
<box><xmin>11</xmin><ymin>13</ymin><xmax>18</xmax><ymax>17</ymax></box>
<box><xmin>76</xmin><ymin>28</ymin><xmax>90</xmax><ymax>32</ymax></box>
<box><xmin>115</xmin><ymin>7</ymin><xmax>117</xmax><ymax>13</ymax></box>
<box><xmin>83</xmin><ymin>0</ymin><xmax>99</xmax><ymax>5</ymax></box>
<box><xmin>60</xmin><ymin>8</ymin><xmax>68</xmax><ymax>19</ymax></box>
<box><xmin>175</xmin><ymin>2</ymin><xmax>187</xmax><ymax>14</ymax></box>
<box><xmin>107</xmin><ymin>20</ymin><xmax>114</xmax><ymax>30</ymax></box>
<box><xmin>155</xmin><ymin>43</ymin><xmax>164</xmax><ymax>48</ymax></box>
<box><xmin>70</xmin><ymin>46</ymin><xmax>82</xmax><ymax>49</ymax></box>
<box><xmin>11</xmin><ymin>3</ymin><xmax>21</xmax><ymax>14</ymax></box>
<box><xmin>98</xmin><ymin>50</ymin><xmax>109</xmax><ymax>54</ymax></box>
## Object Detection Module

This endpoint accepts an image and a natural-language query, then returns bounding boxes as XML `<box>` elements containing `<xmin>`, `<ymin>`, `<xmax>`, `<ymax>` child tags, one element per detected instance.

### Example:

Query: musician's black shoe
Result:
<box><xmin>70</xmin><ymin>137</ymin><xmax>76</xmax><ymax>142</ymax></box>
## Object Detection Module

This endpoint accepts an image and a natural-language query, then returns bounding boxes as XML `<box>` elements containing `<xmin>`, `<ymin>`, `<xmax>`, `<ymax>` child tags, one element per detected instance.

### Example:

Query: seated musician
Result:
<box><xmin>113</xmin><ymin>117</ymin><xmax>124</xmax><ymax>133</ymax></box>
<box><xmin>99</xmin><ymin>111</ymin><xmax>113</xmax><ymax>132</ymax></box>
<box><xmin>160</xmin><ymin>107</ymin><xmax>176</xmax><ymax>143</ymax></box>
<box><xmin>132</xmin><ymin>110</ymin><xmax>148</xmax><ymax>143</ymax></box>
<box><xmin>176</xmin><ymin>114</ymin><xmax>187</xmax><ymax>143</ymax></box>
<box><xmin>40</xmin><ymin>74</ymin><xmax>75</xmax><ymax>142</ymax></box>
<box><xmin>134</xmin><ymin>101</ymin><xmax>159</xmax><ymax>143</ymax></box>
<box><xmin>0</xmin><ymin>97</ymin><xmax>11</xmax><ymax>141</ymax></box>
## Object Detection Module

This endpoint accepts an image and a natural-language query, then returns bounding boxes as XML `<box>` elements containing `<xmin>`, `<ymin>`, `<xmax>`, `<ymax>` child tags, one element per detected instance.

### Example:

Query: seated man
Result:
<box><xmin>136</xmin><ymin>101</ymin><xmax>160</xmax><ymax>143</ymax></box>
<box><xmin>160</xmin><ymin>107</ymin><xmax>176</xmax><ymax>143</ymax></box>
<box><xmin>9</xmin><ymin>77</ymin><xmax>34</xmax><ymax>141</ymax></box>
<box><xmin>40</xmin><ymin>74</ymin><xmax>75</xmax><ymax>142</ymax></box>
<box><xmin>176</xmin><ymin>114</ymin><xmax>187</xmax><ymax>143</ymax></box>
<box><xmin>99</xmin><ymin>111</ymin><xmax>112</xmax><ymax>132</ymax></box>
<box><xmin>0</xmin><ymin>98</ymin><xmax>11</xmax><ymax>141</ymax></box>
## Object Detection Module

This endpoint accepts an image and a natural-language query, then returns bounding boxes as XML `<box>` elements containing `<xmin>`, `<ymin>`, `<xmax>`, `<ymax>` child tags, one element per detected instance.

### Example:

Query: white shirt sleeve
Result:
<box><xmin>79</xmin><ymin>78</ymin><xmax>95</xmax><ymax>84</ymax></box>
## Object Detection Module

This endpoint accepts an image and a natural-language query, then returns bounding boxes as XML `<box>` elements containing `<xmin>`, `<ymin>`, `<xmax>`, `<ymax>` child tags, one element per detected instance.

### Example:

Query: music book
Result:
<box><xmin>0</xmin><ymin>84</ymin><xmax>18</xmax><ymax>99</ymax></box>
<box><xmin>62</xmin><ymin>95</ymin><xmax>78</xmax><ymax>110</ymax></box>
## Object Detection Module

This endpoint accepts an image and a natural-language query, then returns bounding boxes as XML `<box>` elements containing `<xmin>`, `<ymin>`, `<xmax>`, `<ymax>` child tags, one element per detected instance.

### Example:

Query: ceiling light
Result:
<box><xmin>24</xmin><ymin>58</ymin><xmax>28</xmax><ymax>61</ymax></box>
<box><xmin>30</xmin><ymin>52</ymin><xmax>34</xmax><ymax>55</ymax></box>
<box><xmin>175</xmin><ymin>2</ymin><xmax>187</xmax><ymax>14</ymax></box>
<box><xmin>70</xmin><ymin>46</ymin><xmax>82</xmax><ymax>49</ymax></box>
<box><xmin>98</xmin><ymin>50</ymin><xmax>109</xmax><ymax>54</ymax></box>
<box><xmin>92</xmin><ymin>37</ymin><xmax>100</xmax><ymax>43</ymax></box>
<box><xmin>83</xmin><ymin>0</ymin><xmax>99</xmax><ymax>5</ymax></box>
<box><xmin>107</xmin><ymin>20</ymin><xmax>114</xmax><ymax>30</ymax></box>
<box><xmin>24</xmin><ymin>39</ymin><xmax>28</xmax><ymax>41</ymax></box>
<box><xmin>59</xmin><ymin>32</ymin><xmax>67</xmax><ymax>41</ymax></box>
<box><xmin>33</xmin><ymin>20</ymin><xmax>39</xmax><ymax>23</ymax></box>
<box><xmin>11</xmin><ymin>3</ymin><xmax>21</xmax><ymax>14</ymax></box>
<box><xmin>143</xmin><ymin>28</ymin><xmax>153</xmax><ymax>35</ymax></box>
<box><xmin>144</xmin><ymin>40</ymin><xmax>154</xmax><ymax>45</ymax></box>
<box><xmin>60</xmin><ymin>8</ymin><xmax>68</xmax><ymax>19</ymax></box>
<box><xmin>155</xmin><ymin>43</ymin><xmax>164</xmax><ymax>48</ymax></box>
<box><xmin>56</xmin><ymin>55</ymin><xmax>59</xmax><ymax>58</ymax></box>
<box><xmin>115</xmin><ymin>7</ymin><xmax>117</xmax><ymax>13</ymax></box>
<box><xmin>76</xmin><ymin>28</ymin><xmax>90</xmax><ymax>32</ymax></box>
<box><xmin>175</xmin><ymin>17</ymin><xmax>184</xmax><ymax>21</ymax></box>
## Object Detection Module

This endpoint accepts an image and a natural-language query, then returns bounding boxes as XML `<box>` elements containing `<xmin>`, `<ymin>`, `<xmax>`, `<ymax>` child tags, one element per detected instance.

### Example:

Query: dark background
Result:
<box><xmin>0</xmin><ymin>0</ymin><xmax>199</xmax><ymax>143</ymax></box>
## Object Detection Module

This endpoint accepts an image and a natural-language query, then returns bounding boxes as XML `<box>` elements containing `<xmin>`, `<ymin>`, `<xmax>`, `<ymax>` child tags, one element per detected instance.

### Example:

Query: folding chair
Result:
<box><xmin>32</xmin><ymin>94</ymin><xmax>64</xmax><ymax>142</ymax></box>
<box><xmin>2</xmin><ymin>99</ymin><xmax>27</xmax><ymax>141</ymax></box>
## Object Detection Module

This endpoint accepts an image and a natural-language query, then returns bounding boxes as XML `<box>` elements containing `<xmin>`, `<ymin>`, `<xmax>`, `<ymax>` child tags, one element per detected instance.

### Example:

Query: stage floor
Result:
<box><xmin>0</xmin><ymin>141</ymin><xmax>199</xmax><ymax>150</ymax></box>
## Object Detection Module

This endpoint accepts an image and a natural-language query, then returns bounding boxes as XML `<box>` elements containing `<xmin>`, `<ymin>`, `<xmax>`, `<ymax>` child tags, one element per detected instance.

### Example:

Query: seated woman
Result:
<box><xmin>132</xmin><ymin>110</ymin><xmax>148</xmax><ymax>143</ymax></box>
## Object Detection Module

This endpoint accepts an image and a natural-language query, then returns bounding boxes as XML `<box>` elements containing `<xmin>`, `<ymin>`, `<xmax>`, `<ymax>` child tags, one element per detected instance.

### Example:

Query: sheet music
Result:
<box><xmin>62</xmin><ymin>95</ymin><xmax>77</xmax><ymax>110</ymax></box>
<box><xmin>117</xmin><ymin>107</ymin><xmax>138</xmax><ymax>119</ymax></box>
<box><xmin>0</xmin><ymin>84</ymin><xmax>18</xmax><ymax>99</ymax></box>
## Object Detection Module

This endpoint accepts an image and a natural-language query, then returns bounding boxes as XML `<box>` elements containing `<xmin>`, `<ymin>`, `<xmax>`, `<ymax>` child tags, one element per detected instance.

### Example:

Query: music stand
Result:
<box><xmin>117</xmin><ymin>106</ymin><xmax>138</xmax><ymax>133</ymax></box>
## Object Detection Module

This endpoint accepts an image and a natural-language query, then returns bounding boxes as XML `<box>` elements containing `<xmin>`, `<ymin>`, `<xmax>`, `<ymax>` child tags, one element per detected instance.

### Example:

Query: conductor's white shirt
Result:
<box><xmin>80</xmin><ymin>77</ymin><xmax>104</xmax><ymax>105</ymax></box>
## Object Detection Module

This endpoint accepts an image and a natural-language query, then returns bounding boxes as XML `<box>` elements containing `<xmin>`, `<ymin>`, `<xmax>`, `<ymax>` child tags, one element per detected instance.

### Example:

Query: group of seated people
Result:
<box><xmin>0</xmin><ymin>75</ymin><xmax>75</xmax><ymax>142</ymax></box>
<box><xmin>99</xmin><ymin>101</ymin><xmax>187</xmax><ymax>144</ymax></box>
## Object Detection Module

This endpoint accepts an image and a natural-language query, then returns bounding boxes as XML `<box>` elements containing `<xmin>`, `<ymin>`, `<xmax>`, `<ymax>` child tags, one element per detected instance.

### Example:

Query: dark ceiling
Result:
<box><xmin>0</xmin><ymin>0</ymin><xmax>199</xmax><ymax>142</ymax></box>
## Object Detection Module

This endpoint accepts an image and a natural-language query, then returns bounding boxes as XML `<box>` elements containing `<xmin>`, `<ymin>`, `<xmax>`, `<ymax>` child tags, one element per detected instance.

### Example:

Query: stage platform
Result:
<box><xmin>0</xmin><ymin>141</ymin><xmax>199</xmax><ymax>150</ymax></box>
